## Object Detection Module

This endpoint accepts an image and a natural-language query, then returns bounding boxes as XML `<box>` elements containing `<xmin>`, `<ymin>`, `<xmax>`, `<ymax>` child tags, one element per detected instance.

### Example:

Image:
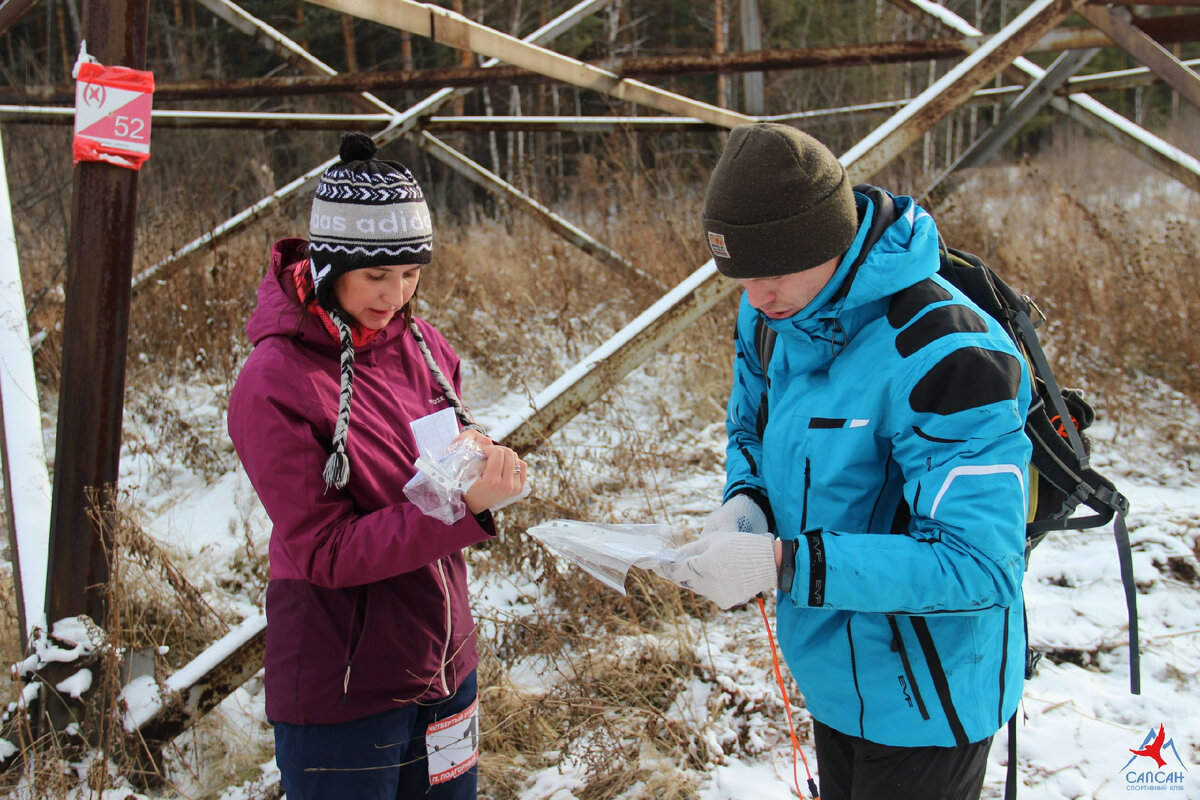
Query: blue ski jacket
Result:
<box><xmin>724</xmin><ymin>187</ymin><xmax>1032</xmax><ymax>747</ymax></box>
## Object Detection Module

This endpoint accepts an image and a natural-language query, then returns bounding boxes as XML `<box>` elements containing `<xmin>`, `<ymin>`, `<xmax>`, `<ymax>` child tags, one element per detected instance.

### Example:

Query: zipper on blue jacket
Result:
<box><xmin>997</xmin><ymin>606</ymin><xmax>1011</xmax><ymax>728</ymax></box>
<box><xmin>801</xmin><ymin>458</ymin><xmax>811</xmax><ymax>530</ymax></box>
<box><xmin>910</xmin><ymin>616</ymin><xmax>970</xmax><ymax>746</ymax></box>
<box><xmin>847</xmin><ymin>616</ymin><xmax>867</xmax><ymax>738</ymax></box>
<box><xmin>887</xmin><ymin>615</ymin><xmax>930</xmax><ymax>721</ymax></box>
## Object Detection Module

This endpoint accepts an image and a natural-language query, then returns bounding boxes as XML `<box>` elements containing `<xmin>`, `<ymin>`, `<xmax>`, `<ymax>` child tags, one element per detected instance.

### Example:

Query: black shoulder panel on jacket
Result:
<box><xmin>895</xmin><ymin>304</ymin><xmax>989</xmax><ymax>358</ymax></box>
<box><xmin>888</xmin><ymin>278</ymin><xmax>953</xmax><ymax>329</ymax></box>
<box><xmin>910</xmin><ymin>347</ymin><xmax>1022</xmax><ymax>415</ymax></box>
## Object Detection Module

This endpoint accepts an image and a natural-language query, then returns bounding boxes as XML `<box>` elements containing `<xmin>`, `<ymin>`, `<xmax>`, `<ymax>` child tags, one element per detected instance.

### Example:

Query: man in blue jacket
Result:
<box><xmin>662</xmin><ymin>123</ymin><xmax>1032</xmax><ymax>800</ymax></box>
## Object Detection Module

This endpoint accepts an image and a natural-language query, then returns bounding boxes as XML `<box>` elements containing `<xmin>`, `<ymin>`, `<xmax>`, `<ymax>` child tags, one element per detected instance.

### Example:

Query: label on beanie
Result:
<box><xmin>73</xmin><ymin>61</ymin><xmax>154</xmax><ymax>170</ymax></box>
<box><xmin>310</xmin><ymin>197</ymin><xmax>432</xmax><ymax>241</ymax></box>
<box><xmin>707</xmin><ymin>231</ymin><xmax>731</xmax><ymax>259</ymax></box>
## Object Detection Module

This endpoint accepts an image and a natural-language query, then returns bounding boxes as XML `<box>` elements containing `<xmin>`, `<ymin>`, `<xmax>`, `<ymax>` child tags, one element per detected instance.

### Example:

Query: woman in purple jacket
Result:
<box><xmin>228</xmin><ymin>133</ymin><xmax>526</xmax><ymax>800</ymax></box>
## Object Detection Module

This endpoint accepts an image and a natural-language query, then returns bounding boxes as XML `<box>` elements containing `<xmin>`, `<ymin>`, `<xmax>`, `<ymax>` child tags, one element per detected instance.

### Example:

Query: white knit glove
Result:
<box><xmin>701</xmin><ymin>494</ymin><xmax>770</xmax><ymax>536</ymax></box>
<box><xmin>658</xmin><ymin>531</ymin><xmax>777</xmax><ymax>609</ymax></box>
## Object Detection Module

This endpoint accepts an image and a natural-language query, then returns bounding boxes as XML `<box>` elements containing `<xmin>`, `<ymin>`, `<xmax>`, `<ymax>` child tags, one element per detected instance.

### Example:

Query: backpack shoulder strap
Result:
<box><xmin>754</xmin><ymin>317</ymin><xmax>777</xmax><ymax>390</ymax></box>
<box><xmin>754</xmin><ymin>318</ymin><xmax>777</xmax><ymax>439</ymax></box>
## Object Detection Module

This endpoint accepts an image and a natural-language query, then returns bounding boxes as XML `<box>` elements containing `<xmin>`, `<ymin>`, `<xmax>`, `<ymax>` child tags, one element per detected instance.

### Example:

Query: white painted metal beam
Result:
<box><xmin>303</xmin><ymin>0</ymin><xmax>752</xmax><ymax>129</ymax></box>
<box><xmin>891</xmin><ymin>0</ymin><xmax>1200</xmax><ymax>193</ymax></box>
<box><xmin>0</xmin><ymin>128</ymin><xmax>52</xmax><ymax>646</ymax></box>
<box><xmin>133</xmin><ymin>0</ymin><xmax>617</xmax><ymax>291</ymax></box>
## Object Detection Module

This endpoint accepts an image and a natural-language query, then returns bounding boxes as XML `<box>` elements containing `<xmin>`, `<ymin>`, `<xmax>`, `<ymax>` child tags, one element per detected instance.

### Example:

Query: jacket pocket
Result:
<box><xmin>887</xmin><ymin>614</ymin><xmax>930</xmax><ymax>721</ymax></box>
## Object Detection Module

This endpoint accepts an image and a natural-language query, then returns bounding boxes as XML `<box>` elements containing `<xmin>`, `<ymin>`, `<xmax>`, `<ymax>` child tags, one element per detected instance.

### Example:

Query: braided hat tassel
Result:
<box><xmin>323</xmin><ymin>310</ymin><xmax>356</xmax><ymax>490</ymax></box>
<box><xmin>409</xmin><ymin>321</ymin><xmax>484</xmax><ymax>434</ymax></box>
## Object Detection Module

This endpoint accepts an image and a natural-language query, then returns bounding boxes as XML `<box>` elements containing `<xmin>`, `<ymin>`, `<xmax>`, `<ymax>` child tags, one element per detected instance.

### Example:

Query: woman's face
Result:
<box><xmin>334</xmin><ymin>264</ymin><xmax>422</xmax><ymax>330</ymax></box>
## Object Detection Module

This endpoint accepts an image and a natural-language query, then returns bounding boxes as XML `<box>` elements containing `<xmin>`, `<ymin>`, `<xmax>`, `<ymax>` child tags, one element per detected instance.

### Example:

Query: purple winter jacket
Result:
<box><xmin>227</xmin><ymin>238</ymin><xmax>495</xmax><ymax>725</ymax></box>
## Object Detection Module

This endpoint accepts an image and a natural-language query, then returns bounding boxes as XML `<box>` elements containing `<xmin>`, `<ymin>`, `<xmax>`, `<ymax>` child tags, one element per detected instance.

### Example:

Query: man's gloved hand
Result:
<box><xmin>658</xmin><ymin>531</ymin><xmax>777</xmax><ymax>609</ymax></box>
<box><xmin>701</xmin><ymin>493</ymin><xmax>769</xmax><ymax>536</ymax></box>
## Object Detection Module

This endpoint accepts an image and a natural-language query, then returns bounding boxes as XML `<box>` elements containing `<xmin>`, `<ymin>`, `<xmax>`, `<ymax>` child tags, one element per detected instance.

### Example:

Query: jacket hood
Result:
<box><xmin>245</xmin><ymin>237</ymin><xmax>408</xmax><ymax>352</ymax></box>
<box><xmin>763</xmin><ymin>189</ymin><xmax>940</xmax><ymax>339</ymax></box>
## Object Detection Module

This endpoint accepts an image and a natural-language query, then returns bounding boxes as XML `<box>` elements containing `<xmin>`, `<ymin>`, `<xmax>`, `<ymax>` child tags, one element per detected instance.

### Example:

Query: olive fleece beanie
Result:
<box><xmin>702</xmin><ymin>123</ymin><xmax>857</xmax><ymax>279</ymax></box>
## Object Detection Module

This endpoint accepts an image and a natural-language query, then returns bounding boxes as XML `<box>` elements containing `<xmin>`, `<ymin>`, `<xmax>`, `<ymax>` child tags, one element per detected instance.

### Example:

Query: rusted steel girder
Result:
<box><xmin>8</xmin><ymin>13</ymin><xmax>1200</xmax><ymax>106</ymax></box>
<box><xmin>843</xmin><ymin>0</ymin><xmax>1088</xmax><ymax>184</ymax></box>
<box><xmin>131</xmin><ymin>0</ymin><xmax>613</xmax><ymax>292</ymax></box>
<box><xmin>890</xmin><ymin>0</ymin><xmax>1200</xmax><ymax>193</ymax></box>
<box><xmin>0</xmin><ymin>0</ymin><xmax>39</xmax><ymax>37</ymax></box>
<box><xmin>9</xmin><ymin>51</ymin><xmax>1199</xmax><ymax>132</ymax></box>
<box><xmin>1080</xmin><ymin>5</ymin><xmax>1200</xmax><ymax>112</ymax></box>
<box><xmin>304</xmin><ymin>0</ymin><xmax>752</xmax><ymax>129</ymax></box>
<box><xmin>46</xmin><ymin>0</ymin><xmax>150</xmax><ymax>628</ymax></box>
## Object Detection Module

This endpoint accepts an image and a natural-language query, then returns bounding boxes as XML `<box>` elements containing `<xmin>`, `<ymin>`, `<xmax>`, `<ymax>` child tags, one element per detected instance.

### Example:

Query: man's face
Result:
<box><xmin>736</xmin><ymin>255</ymin><xmax>840</xmax><ymax>319</ymax></box>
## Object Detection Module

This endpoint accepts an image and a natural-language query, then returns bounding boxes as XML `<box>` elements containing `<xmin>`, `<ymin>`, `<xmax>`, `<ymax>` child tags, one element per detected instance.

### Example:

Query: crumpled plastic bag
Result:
<box><xmin>404</xmin><ymin>438</ymin><xmax>531</xmax><ymax>524</ymax></box>
<box><xmin>524</xmin><ymin>519</ymin><xmax>690</xmax><ymax>594</ymax></box>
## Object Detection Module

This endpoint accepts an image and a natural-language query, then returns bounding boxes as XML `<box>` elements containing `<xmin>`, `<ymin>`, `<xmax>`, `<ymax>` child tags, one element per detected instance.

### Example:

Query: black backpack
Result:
<box><xmin>753</xmin><ymin>186</ymin><xmax>1138</xmax><ymax>798</ymax></box>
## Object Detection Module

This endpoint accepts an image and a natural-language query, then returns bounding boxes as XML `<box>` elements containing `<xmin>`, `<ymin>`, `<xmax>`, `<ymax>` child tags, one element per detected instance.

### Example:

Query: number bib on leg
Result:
<box><xmin>426</xmin><ymin>697</ymin><xmax>479</xmax><ymax>785</ymax></box>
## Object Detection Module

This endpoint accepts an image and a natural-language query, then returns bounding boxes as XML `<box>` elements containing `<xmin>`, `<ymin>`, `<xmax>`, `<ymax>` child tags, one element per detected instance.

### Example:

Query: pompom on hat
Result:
<box><xmin>308</xmin><ymin>132</ymin><xmax>433</xmax><ymax>312</ymax></box>
<box><xmin>702</xmin><ymin>123</ymin><xmax>857</xmax><ymax>279</ymax></box>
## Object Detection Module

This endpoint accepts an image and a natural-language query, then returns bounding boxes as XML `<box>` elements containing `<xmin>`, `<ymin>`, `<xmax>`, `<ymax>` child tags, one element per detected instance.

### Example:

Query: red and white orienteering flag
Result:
<box><xmin>73</xmin><ymin>55</ymin><xmax>154</xmax><ymax>170</ymax></box>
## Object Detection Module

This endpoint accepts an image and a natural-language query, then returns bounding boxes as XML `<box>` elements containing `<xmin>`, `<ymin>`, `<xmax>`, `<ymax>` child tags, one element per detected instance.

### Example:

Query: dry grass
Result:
<box><xmin>930</xmin><ymin>122</ymin><xmax>1200</xmax><ymax>412</ymax></box>
<box><xmin>0</xmin><ymin>115</ymin><xmax>1196</xmax><ymax>798</ymax></box>
<box><xmin>0</xmin><ymin>488</ymin><xmax>256</xmax><ymax>797</ymax></box>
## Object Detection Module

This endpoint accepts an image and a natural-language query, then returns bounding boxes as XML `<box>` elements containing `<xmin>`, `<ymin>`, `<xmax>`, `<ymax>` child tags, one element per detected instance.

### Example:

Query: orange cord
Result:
<box><xmin>758</xmin><ymin>595</ymin><xmax>820</xmax><ymax>799</ymax></box>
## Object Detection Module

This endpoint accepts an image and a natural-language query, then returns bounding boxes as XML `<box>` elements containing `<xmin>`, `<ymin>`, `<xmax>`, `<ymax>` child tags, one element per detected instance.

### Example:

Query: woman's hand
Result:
<box><xmin>463</xmin><ymin>441</ymin><xmax>526</xmax><ymax>515</ymax></box>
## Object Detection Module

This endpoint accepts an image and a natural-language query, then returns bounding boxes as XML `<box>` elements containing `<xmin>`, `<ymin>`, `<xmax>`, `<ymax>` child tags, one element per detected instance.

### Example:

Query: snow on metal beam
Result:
<box><xmin>493</xmin><ymin>260</ymin><xmax>732</xmax><ymax>454</ymax></box>
<box><xmin>0</xmin><ymin>127</ymin><xmax>52</xmax><ymax>647</ymax></box>
<box><xmin>842</xmin><ymin>0</ymin><xmax>1088</xmax><ymax>184</ymax></box>
<box><xmin>891</xmin><ymin>0</ymin><xmax>1200</xmax><ymax>193</ymax></box>
<box><xmin>122</xmin><ymin>613</ymin><xmax>266</xmax><ymax>742</ymax></box>
<box><xmin>303</xmin><ymin>0</ymin><xmax>752</xmax><ymax>130</ymax></box>
<box><xmin>921</xmin><ymin>47</ymin><xmax>1101</xmax><ymax>203</ymax></box>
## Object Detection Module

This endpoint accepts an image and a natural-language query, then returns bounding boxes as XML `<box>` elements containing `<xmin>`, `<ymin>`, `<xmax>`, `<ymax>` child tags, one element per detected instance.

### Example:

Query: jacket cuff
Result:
<box><xmin>792</xmin><ymin>529</ymin><xmax>827</xmax><ymax>607</ymax></box>
<box><xmin>472</xmin><ymin>510</ymin><xmax>498</xmax><ymax>537</ymax></box>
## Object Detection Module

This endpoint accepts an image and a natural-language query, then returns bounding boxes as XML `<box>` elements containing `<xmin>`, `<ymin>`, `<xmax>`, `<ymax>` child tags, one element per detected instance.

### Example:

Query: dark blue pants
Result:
<box><xmin>813</xmin><ymin>719</ymin><xmax>992</xmax><ymax>800</ymax></box>
<box><xmin>274</xmin><ymin>671</ymin><xmax>478</xmax><ymax>800</ymax></box>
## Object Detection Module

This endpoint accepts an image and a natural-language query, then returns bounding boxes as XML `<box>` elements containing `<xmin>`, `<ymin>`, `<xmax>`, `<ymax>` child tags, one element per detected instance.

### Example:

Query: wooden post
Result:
<box><xmin>45</xmin><ymin>0</ymin><xmax>149</xmax><ymax>632</ymax></box>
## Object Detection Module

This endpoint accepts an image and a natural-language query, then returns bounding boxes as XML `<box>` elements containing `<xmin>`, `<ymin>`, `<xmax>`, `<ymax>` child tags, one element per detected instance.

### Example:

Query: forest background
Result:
<box><xmin>0</xmin><ymin>0</ymin><xmax>1197</xmax><ymax>797</ymax></box>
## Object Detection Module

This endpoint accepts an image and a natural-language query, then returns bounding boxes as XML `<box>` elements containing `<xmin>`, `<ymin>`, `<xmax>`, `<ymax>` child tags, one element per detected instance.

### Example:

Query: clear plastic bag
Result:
<box><xmin>404</xmin><ymin>438</ymin><xmax>531</xmax><ymax>524</ymax></box>
<box><xmin>524</xmin><ymin>520</ymin><xmax>690</xmax><ymax>594</ymax></box>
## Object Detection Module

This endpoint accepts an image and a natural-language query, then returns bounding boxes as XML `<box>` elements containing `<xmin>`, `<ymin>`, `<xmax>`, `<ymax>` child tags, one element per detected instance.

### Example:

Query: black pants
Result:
<box><xmin>813</xmin><ymin>720</ymin><xmax>992</xmax><ymax>800</ymax></box>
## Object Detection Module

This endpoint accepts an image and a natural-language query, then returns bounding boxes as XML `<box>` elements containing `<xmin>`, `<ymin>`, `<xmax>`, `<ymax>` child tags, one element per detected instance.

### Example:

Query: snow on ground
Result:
<box><xmin>5</xmin><ymin>356</ymin><xmax>1198</xmax><ymax>800</ymax></box>
<box><xmin>468</xmin><ymin>371</ymin><xmax>1200</xmax><ymax>800</ymax></box>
